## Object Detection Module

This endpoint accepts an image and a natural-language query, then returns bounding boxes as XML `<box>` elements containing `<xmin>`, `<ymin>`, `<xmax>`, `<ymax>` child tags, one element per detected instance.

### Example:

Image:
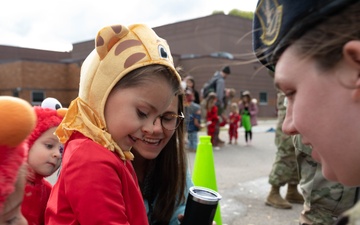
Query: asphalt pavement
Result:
<box><xmin>186</xmin><ymin>119</ymin><xmax>303</xmax><ymax>225</ymax></box>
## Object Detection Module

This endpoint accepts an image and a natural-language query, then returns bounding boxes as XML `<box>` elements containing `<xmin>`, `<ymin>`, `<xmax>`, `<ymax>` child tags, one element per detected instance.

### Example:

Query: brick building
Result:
<box><xmin>0</xmin><ymin>14</ymin><xmax>277</xmax><ymax>118</ymax></box>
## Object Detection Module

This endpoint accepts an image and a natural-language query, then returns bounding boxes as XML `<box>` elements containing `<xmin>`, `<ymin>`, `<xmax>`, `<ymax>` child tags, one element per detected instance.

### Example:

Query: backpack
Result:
<box><xmin>201</xmin><ymin>76</ymin><xmax>218</xmax><ymax>99</ymax></box>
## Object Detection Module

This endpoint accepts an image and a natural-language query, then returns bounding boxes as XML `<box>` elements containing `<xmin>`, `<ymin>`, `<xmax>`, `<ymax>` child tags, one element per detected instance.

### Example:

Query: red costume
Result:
<box><xmin>45</xmin><ymin>133</ymin><xmax>148</xmax><ymax>225</ymax></box>
<box><xmin>22</xmin><ymin>100</ymin><xmax>65</xmax><ymax>225</ymax></box>
<box><xmin>228</xmin><ymin>112</ymin><xmax>241</xmax><ymax>142</ymax></box>
<box><xmin>206</xmin><ymin>105</ymin><xmax>219</xmax><ymax>146</ymax></box>
<box><xmin>22</xmin><ymin>176</ymin><xmax>52</xmax><ymax>225</ymax></box>
<box><xmin>0</xmin><ymin>96</ymin><xmax>36</xmax><ymax>214</ymax></box>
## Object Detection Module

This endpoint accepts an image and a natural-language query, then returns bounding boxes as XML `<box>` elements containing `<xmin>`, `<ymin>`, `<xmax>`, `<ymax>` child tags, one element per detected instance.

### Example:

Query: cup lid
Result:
<box><xmin>189</xmin><ymin>186</ymin><xmax>222</xmax><ymax>205</ymax></box>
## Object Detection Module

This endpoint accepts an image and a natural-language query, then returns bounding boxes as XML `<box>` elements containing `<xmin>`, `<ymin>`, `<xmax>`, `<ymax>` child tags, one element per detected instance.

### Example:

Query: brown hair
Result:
<box><xmin>205</xmin><ymin>92</ymin><xmax>217</xmax><ymax>111</ymax></box>
<box><xmin>138</xmin><ymin>93</ymin><xmax>187</xmax><ymax>225</ymax></box>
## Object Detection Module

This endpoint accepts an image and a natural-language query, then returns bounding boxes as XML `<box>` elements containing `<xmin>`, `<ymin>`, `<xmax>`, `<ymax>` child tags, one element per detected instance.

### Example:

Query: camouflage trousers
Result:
<box><xmin>268</xmin><ymin>111</ymin><xmax>299</xmax><ymax>186</ymax></box>
<box><xmin>294</xmin><ymin>135</ymin><xmax>357</xmax><ymax>225</ymax></box>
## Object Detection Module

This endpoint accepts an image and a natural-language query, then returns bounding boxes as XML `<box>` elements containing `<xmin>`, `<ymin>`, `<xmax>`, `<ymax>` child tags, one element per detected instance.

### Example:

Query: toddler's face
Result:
<box><xmin>104</xmin><ymin>78</ymin><xmax>175</xmax><ymax>153</ymax></box>
<box><xmin>28</xmin><ymin>127</ymin><xmax>62</xmax><ymax>177</ymax></box>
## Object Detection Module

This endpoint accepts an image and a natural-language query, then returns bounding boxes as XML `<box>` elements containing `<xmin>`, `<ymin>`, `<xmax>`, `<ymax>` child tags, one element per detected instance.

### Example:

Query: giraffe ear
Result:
<box><xmin>95</xmin><ymin>25</ymin><xmax>129</xmax><ymax>60</ymax></box>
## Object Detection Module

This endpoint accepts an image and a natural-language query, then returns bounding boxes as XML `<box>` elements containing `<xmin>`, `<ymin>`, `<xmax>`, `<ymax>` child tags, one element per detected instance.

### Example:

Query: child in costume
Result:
<box><xmin>205</xmin><ymin>92</ymin><xmax>220</xmax><ymax>149</ymax></box>
<box><xmin>228</xmin><ymin>102</ymin><xmax>240</xmax><ymax>145</ymax></box>
<box><xmin>0</xmin><ymin>96</ymin><xmax>36</xmax><ymax>225</ymax></box>
<box><xmin>185</xmin><ymin>88</ymin><xmax>202</xmax><ymax>152</ymax></box>
<box><xmin>238</xmin><ymin>91</ymin><xmax>258</xmax><ymax>145</ymax></box>
<box><xmin>45</xmin><ymin>24</ymin><xmax>182</xmax><ymax>225</ymax></box>
<box><xmin>21</xmin><ymin>97</ymin><xmax>66</xmax><ymax>225</ymax></box>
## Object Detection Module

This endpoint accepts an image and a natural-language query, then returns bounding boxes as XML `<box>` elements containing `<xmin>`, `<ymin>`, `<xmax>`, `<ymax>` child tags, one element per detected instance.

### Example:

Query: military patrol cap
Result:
<box><xmin>253</xmin><ymin>0</ymin><xmax>359</xmax><ymax>71</ymax></box>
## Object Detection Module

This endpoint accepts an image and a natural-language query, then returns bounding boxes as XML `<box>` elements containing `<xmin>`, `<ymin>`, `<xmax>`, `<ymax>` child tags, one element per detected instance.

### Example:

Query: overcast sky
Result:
<box><xmin>1</xmin><ymin>0</ymin><xmax>258</xmax><ymax>52</ymax></box>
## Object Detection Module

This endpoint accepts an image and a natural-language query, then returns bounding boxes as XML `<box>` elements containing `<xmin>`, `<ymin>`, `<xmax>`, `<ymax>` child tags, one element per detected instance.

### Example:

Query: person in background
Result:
<box><xmin>294</xmin><ymin>134</ymin><xmax>357</xmax><ymax>225</ymax></box>
<box><xmin>202</xmin><ymin>66</ymin><xmax>231</xmax><ymax>146</ymax></box>
<box><xmin>265</xmin><ymin>92</ymin><xmax>303</xmax><ymax>209</ymax></box>
<box><xmin>21</xmin><ymin>98</ymin><xmax>66</xmax><ymax>225</ymax></box>
<box><xmin>228</xmin><ymin>102</ymin><xmax>240</xmax><ymax>145</ymax></box>
<box><xmin>184</xmin><ymin>75</ymin><xmax>200</xmax><ymax>104</ymax></box>
<box><xmin>45</xmin><ymin>23</ymin><xmax>181</xmax><ymax>225</ymax></box>
<box><xmin>238</xmin><ymin>91</ymin><xmax>258</xmax><ymax>145</ymax></box>
<box><xmin>185</xmin><ymin>88</ymin><xmax>202</xmax><ymax>152</ymax></box>
<box><xmin>0</xmin><ymin>96</ymin><xmax>36</xmax><ymax>225</ymax></box>
<box><xmin>205</xmin><ymin>92</ymin><xmax>220</xmax><ymax>150</ymax></box>
<box><xmin>132</xmin><ymin>93</ymin><xmax>194</xmax><ymax>225</ymax></box>
<box><xmin>224</xmin><ymin>88</ymin><xmax>236</xmax><ymax>112</ymax></box>
<box><xmin>252</xmin><ymin>1</ymin><xmax>360</xmax><ymax>224</ymax></box>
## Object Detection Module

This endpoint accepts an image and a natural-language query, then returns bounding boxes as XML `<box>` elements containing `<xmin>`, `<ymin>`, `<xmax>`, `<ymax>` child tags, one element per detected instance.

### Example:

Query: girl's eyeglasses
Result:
<box><xmin>154</xmin><ymin>112</ymin><xmax>184</xmax><ymax>131</ymax></box>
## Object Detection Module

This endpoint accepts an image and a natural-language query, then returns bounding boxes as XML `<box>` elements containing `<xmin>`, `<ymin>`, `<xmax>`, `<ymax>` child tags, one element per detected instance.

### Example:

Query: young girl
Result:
<box><xmin>238</xmin><ymin>91</ymin><xmax>258</xmax><ymax>145</ymax></box>
<box><xmin>228</xmin><ymin>102</ymin><xmax>240</xmax><ymax>145</ymax></box>
<box><xmin>253</xmin><ymin>1</ymin><xmax>360</xmax><ymax>223</ymax></box>
<box><xmin>45</xmin><ymin>23</ymin><xmax>181</xmax><ymax>225</ymax></box>
<box><xmin>132</xmin><ymin>93</ymin><xmax>193</xmax><ymax>225</ymax></box>
<box><xmin>21</xmin><ymin>98</ymin><xmax>65</xmax><ymax>225</ymax></box>
<box><xmin>185</xmin><ymin>88</ymin><xmax>202</xmax><ymax>152</ymax></box>
<box><xmin>0</xmin><ymin>96</ymin><xmax>36</xmax><ymax>225</ymax></box>
<box><xmin>205</xmin><ymin>92</ymin><xmax>220</xmax><ymax>149</ymax></box>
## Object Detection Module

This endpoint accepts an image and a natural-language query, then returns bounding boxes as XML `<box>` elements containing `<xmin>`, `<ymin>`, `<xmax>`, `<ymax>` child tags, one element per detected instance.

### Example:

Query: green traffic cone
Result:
<box><xmin>192</xmin><ymin>135</ymin><xmax>222</xmax><ymax>225</ymax></box>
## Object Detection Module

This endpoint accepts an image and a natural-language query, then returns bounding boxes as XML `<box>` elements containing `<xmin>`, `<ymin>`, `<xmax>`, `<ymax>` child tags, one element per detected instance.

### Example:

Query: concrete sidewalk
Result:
<box><xmin>187</xmin><ymin>118</ymin><xmax>303</xmax><ymax>225</ymax></box>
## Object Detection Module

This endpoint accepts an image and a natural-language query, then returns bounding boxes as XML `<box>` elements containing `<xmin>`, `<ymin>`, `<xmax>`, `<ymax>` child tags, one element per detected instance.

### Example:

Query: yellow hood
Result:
<box><xmin>55</xmin><ymin>24</ymin><xmax>181</xmax><ymax>161</ymax></box>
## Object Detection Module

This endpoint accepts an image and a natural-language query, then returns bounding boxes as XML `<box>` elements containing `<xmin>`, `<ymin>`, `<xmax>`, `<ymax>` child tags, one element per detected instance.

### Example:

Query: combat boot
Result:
<box><xmin>265</xmin><ymin>185</ymin><xmax>292</xmax><ymax>209</ymax></box>
<box><xmin>285</xmin><ymin>184</ymin><xmax>304</xmax><ymax>204</ymax></box>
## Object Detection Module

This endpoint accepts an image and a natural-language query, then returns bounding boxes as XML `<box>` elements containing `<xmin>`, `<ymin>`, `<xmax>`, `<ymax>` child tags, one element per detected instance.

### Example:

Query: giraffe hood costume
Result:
<box><xmin>56</xmin><ymin>24</ymin><xmax>181</xmax><ymax>161</ymax></box>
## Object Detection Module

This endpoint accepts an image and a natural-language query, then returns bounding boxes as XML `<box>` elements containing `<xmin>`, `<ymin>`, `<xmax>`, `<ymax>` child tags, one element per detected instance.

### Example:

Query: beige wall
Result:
<box><xmin>0</xmin><ymin>61</ymin><xmax>80</xmax><ymax>107</ymax></box>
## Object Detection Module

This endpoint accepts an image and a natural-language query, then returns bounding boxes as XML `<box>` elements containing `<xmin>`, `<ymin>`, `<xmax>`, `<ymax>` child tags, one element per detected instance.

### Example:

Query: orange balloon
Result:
<box><xmin>0</xmin><ymin>96</ymin><xmax>37</xmax><ymax>147</ymax></box>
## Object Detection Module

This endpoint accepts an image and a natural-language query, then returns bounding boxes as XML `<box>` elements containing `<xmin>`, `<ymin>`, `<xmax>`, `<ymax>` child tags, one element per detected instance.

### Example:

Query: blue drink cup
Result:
<box><xmin>181</xmin><ymin>186</ymin><xmax>222</xmax><ymax>225</ymax></box>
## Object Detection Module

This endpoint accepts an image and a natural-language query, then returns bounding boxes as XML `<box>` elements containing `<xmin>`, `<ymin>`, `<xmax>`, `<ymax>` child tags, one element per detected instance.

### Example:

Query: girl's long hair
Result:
<box><xmin>144</xmin><ymin>93</ymin><xmax>187</xmax><ymax>225</ymax></box>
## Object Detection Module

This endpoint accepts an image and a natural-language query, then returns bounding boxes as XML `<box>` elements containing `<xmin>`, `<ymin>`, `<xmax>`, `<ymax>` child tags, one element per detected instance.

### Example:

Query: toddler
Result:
<box><xmin>21</xmin><ymin>97</ymin><xmax>65</xmax><ymax>225</ymax></box>
<box><xmin>205</xmin><ymin>92</ymin><xmax>220</xmax><ymax>149</ymax></box>
<box><xmin>228</xmin><ymin>102</ymin><xmax>240</xmax><ymax>144</ymax></box>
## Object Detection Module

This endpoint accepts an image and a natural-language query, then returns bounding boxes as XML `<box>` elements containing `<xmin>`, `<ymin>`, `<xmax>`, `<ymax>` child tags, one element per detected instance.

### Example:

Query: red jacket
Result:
<box><xmin>22</xmin><ymin>176</ymin><xmax>52</xmax><ymax>225</ymax></box>
<box><xmin>206</xmin><ymin>106</ymin><xmax>219</xmax><ymax>136</ymax></box>
<box><xmin>45</xmin><ymin>132</ymin><xmax>148</xmax><ymax>225</ymax></box>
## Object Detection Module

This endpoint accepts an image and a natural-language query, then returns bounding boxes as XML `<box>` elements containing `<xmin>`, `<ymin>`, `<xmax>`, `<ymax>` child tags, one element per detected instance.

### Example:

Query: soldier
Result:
<box><xmin>252</xmin><ymin>0</ymin><xmax>360</xmax><ymax>224</ymax></box>
<box><xmin>294</xmin><ymin>135</ymin><xmax>357</xmax><ymax>225</ymax></box>
<box><xmin>265</xmin><ymin>92</ymin><xmax>303</xmax><ymax>209</ymax></box>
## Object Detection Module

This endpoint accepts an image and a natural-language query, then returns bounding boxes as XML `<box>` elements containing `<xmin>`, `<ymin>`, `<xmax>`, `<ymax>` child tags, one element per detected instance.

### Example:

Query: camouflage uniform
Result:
<box><xmin>335</xmin><ymin>202</ymin><xmax>360</xmax><ymax>225</ymax></box>
<box><xmin>268</xmin><ymin>92</ymin><xmax>299</xmax><ymax>187</ymax></box>
<box><xmin>293</xmin><ymin>135</ymin><xmax>357</xmax><ymax>225</ymax></box>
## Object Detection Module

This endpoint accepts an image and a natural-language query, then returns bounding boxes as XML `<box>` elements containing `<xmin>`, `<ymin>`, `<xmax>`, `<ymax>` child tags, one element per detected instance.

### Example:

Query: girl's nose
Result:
<box><xmin>152</xmin><ymin>117</ymin><xmax>163</xmax><ymax>133</ymax></box>
<box><xmin>143</xmin><ymin>117</ymin><xmax>162</xmax><ymax>134</ymax></box>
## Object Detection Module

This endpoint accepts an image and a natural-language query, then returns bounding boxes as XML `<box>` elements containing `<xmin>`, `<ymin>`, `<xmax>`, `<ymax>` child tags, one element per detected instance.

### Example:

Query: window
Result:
<box><xmin>259</xmin><ymin>92</ymin><xmax>268</xmax><ymax>105</ymax></box>
<box><xmin>32</xmin><ymin>91</ymin><xmax>45</xmax><ymax>106</ymax></box>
